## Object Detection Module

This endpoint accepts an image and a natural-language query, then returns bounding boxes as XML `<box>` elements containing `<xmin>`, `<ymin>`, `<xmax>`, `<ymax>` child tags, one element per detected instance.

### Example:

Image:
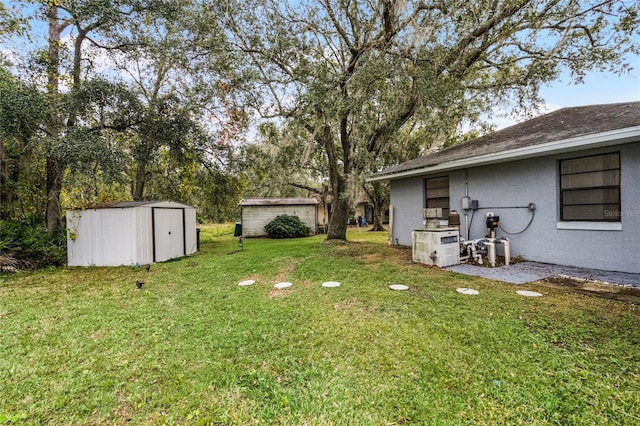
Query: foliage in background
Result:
<box><xmin>0</xmin><ymin>67</ymin><xmax>49</xmax><ymax>220</ymax></box>
<box><xmin>265</xmin><ymin>215</ymin><xmax>311</xmax><ymax>239</ymax></box>
<box><xmin>2</xmin><ymin>0</ymin><xmax>247</xmax><ymax>230</ymax></box>
<box><xmin>2</xmin><ymin>0</ymin><xmax>639</xmax><ymax>235</ymax></box>
<box><xmin>0</xmin><ymin>215</ymin><xmax>66</xmax><ymax>270</ymax></box>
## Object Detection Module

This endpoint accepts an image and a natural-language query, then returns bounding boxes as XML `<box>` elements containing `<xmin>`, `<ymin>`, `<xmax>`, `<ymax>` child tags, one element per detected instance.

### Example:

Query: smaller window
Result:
<box><xmin>560</xmin><ymin>152</ymin><xmax>620</xmax><ymax>222</ymax></box>
<box><xmin>425</xmin><ymin>176</ymin><xmax>449</xmax><ymax>218</ymax></box>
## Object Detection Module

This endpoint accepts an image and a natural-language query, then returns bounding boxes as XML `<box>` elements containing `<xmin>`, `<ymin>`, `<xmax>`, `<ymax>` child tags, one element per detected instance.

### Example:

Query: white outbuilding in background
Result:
<box><xmin>66</xmin><ymin>201</ymin><xmax>198</xmax><ymax>267</ymax></box>
<box><xmin>239</xmin><ymin>198</ymin><xmax>318</xmax><ymax>237</ymax></box>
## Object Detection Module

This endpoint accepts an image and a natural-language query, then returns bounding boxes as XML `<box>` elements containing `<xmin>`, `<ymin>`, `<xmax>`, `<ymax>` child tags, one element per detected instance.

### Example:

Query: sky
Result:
<box><xmin>543</xmin><ymin>63</ymin><xmax>640</xmax><ymax>106</ymax></box>
<box><xmin>499</xmin><ymin>57</ymin><xmax>640</xmax><ymax>129</ymax></box>
<box><xmin>486</xmin><ymin>62</ymin><xmax>640</xmax><ymax>130</ymax></box>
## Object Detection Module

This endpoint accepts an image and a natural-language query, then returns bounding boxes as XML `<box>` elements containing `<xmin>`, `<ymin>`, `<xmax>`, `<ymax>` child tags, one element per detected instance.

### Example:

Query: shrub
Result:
<box><xmin>264</xmin><ymin>215</ymin><xmax>310</xmax><ymax>239</ymax></box>
<box><xmin>0</xmin><ymin>215</ymin><xmax>66</xmax><ymax>270</ymax></box>
<box><xmin>0</xmin><ymin>238</ymin><xmax>21</xmax><ymax>272</ymax></box>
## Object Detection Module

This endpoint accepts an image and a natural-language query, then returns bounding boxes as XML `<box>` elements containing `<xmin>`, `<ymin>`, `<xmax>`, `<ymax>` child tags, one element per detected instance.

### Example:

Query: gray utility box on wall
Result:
<box><xmin>412</xmin><ymin>228</ymin><xmax>461</xmax><ymax>267</ymax></box>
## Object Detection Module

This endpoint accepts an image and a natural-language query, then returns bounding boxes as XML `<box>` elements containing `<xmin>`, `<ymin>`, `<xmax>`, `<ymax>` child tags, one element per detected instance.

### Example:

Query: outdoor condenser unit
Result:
<box><xmin>412</xmin><ymin>228</ymin><xmax>460</xmax><ymax>267</ymax></box>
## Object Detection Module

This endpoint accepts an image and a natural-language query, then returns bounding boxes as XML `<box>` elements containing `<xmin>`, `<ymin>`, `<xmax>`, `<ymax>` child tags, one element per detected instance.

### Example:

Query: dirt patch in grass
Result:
<box><xmin>333</xmin><ymin>242</ymin><xmax>412</xmax><ymax>266</ymax></box>
<box><xmin>295</xmin><ymin>279</ymin><xmax>314</xmax><ymax>289</ymax></box>
<box><xmin>538</xmin><ymin>276</ymin><xmax>640</xmax><ymax>304</ymax></box>
<box><xmin>332</xmin><ymin>298</ymin><xmax>377</xmax><ymax>316</ymax></box>
<box><xmin>267</xmin><ymin>288</ymin><xmax>290</xmax><ymax>298</ymax></box>
<box><xmin>274</xmin><ymin>259</ymin><xmax>299</xmax><ymax>282</ymax></box>
<box><xmin>113</xmin><ymin>391</ymin><xmax>133</xmax><ymax>422</ymax></box>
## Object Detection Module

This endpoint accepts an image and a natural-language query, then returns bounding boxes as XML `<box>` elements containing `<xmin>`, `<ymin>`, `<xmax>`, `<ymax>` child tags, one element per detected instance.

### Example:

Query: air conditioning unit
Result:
<box><xmin>412</xmin><ymin>229</ymin><xmax>460</xmax><ymax>267</ymax></box>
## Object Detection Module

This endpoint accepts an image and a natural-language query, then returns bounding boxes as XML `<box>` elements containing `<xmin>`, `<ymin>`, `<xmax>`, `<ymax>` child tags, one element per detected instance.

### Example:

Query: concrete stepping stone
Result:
<box><xmin>389</xmin><ymin>284</ymin><xmax>409</xmax><ymax>291</ymax></box>
<box><xmin>238</xmin><ymin>280</ymin><xmax>255</xmax><ymax>286</ymax></box>
<box><xmin>322</xmin><ymin>281</ymin><xmax>341</xmax><ymax>288</ymax></box>
<box><xmin>274</xmin><ymin>282</ymin><xmax>293</xmax><ymax>289</ymax></box>
<box><xmin>516</xmin><ymin>290</ymin><xmax>542</xmax><ymax>297</ymax></box>
<box><xmin>456</xmin><ymin>288</ymin><xmax>479</xmax><ymax>295</ymax></box>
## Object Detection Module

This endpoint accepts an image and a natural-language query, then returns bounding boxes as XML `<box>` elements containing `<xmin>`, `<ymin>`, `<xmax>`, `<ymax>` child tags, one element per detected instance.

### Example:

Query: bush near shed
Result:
<box><xmin>264</xmin><ymin>214</ymin><xmax>310</xmax><ymax>239</ymax></box>
<box><xmin>0</xmin><ymin>215</ymin><xmax>66</xmax><ymax>270</ymax></box>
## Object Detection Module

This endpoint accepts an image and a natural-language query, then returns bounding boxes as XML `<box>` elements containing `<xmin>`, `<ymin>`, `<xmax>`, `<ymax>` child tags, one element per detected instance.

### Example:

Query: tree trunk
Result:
<box><xmin>370</xmin><ymin>201</ymin><xmax>385</xmax><ymax>232</ymax></box>
<box><xmin>363</xmin><ymin>181</ymin><xmax>388</xmax><ymax>232</ymax></box>
<box><xmin>321</xmin><ymin>122</ymin><xmax>350</xmax><ymax>241</ymax></box>
<box><xmin>0</xmin><ymin>137</ymin><xmax>6</xmax><ymax>220</ymax></box>
<box><xmin>45</xmin><ymin>5</ymin><xmax>65</xmax><ymax>236</ymax></box>
<box><xmin>326</xmin><ymin>175</ymin><xmax>349</xmax><ymax>240</ymax></box>
<box><xmin>133</xmin><ymin>162</ymin><xmax>146</xmax><ymax>200</ymax></box>
<box><xmin>46</xmin><ymin>157</ymin><xmax>63</xmax><ymax>234</ymax></box>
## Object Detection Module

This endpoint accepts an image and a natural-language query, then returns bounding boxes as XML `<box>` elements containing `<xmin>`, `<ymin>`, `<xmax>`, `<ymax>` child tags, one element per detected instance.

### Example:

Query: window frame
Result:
<box><xmin>424</xmin><ymin>175</ymin><xmax>450</xmax><ymax>219</ymax></box>
<box><xmin>559</xmin><ymin>152</ymin><xmax>621</xmax><ymax>223</ymax></box>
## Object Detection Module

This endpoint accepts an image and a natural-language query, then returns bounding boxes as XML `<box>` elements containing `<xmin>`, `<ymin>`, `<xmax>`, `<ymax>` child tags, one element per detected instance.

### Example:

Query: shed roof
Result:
<box><xmin>239</xmin><ymin>198</ymin><xmax>319</xmax><ymax>206</ymax></box>
<box><xmin>69</xmin><ymin>200</ymin><xmax>194</xmax><ymax>210</ymax></box>
<box><xmin>369</xmin><ymin>101</ymin><xmax>640</xmax><ymax>181</ymax></box>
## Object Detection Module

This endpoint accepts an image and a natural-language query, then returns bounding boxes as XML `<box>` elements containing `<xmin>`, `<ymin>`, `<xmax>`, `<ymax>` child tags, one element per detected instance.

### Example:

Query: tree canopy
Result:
<box><xmin>219</xmin><ymin>0</ymin><xmax>639</xmax><ymax>239</ymax></box>
<box><xmin>1</xmin><ymin>0</ymin><xmax>638</xmax><ymax>240</ymax></box>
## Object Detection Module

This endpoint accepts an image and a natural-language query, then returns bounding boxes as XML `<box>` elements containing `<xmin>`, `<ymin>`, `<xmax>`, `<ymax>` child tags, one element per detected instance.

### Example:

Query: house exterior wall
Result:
<box><xmin>389</xmin><ymin>177</ymin><xmax>425</xmax><ymax>245</ymax></box>
<box><xmin>390</xmin><ymin>142</ymin><xmax>640</xmax><ymax>273</ymax></box>
<box><xmin>241</xmin><ymin>205</ymin><xmax>317</xmax><ymax>237</ymax></box>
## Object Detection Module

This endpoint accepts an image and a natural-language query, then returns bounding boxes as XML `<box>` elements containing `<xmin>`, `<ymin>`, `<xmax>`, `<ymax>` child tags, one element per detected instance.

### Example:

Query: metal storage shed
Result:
<box><xmin>66</xmin><ymin>201</ymin><xmax>197</xmax><ymax>267</ymax></box>
<box><xmin>239</xmin><ymin>198</ymin><xmax>318</xmax><ymax>237</ymax></box>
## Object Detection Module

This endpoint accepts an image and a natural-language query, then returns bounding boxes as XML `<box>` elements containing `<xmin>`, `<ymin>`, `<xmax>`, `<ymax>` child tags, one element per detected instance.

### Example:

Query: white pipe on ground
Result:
<box><xmin>503</xmin><ymin>239</ymin><xmax>510</xmax><ymax>266</ymax></box>
<box><xmin>486</xmin><ymin>241</ymin><xmax>496</xmax><ymax>267</ymax></box>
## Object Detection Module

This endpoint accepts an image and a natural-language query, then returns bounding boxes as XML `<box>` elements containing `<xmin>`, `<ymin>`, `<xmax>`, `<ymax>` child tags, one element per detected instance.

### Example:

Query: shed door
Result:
<box><xmin>153</xmin><ymin>208</ymin><xmax>186</xmax><ymax>262</ymax></box>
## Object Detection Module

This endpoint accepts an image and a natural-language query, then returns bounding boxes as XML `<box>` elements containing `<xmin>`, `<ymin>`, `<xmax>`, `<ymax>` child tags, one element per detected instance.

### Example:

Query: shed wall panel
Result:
<box><xmin>184</xmin><ymin>208</ymin><xmax>198</xmax><ymax>254</ymax></box>
<box><xmin>242</xmin><ymin>205</ymin><xmax>317</xmax><ymax>237</ymax></box>
<box><xmin>135</xmin><ymin>208</ymin><xmax>154</xmax><ymax>264</ymax></box>
<box><xmin>67</xmin><ymin>209</ymin><xmax>137</xmax><ymax>266</ymax></box>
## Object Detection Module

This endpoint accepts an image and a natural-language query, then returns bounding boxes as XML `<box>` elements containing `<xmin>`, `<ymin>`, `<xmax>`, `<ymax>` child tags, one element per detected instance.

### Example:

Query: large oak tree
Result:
<box><xmin>220</xmin><ymin>0</ymin><xmax>638</xmax><ymax>240</ymax></box>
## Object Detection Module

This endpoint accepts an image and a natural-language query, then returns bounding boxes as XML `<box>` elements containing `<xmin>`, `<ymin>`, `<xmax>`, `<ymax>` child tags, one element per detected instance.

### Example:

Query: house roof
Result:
<box><xmin>369</xmin><ymin>101</ymin><xmax>640</xmax><ymax>181</ymax></box>
<box><xmin>239</xmin><ymin>198</ymin><xmax>319</xmax><ymax>206</ymax></box>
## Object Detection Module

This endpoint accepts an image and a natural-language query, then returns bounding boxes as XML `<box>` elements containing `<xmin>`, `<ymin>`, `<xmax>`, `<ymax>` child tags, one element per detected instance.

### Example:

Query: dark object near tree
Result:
<box><xmin>234</xmin><ymin>222</ymin><xmax>242</xmax><ymax>237</ymax></box>
<box><xmin>136</xmin><ymin>280</ymin><xmax>144</xmax><ymax>289</ymax></box>
<box><xmin>264</xmin><ymin>215</ymin><xmax>310</xmax><ymax>239</ymax></box>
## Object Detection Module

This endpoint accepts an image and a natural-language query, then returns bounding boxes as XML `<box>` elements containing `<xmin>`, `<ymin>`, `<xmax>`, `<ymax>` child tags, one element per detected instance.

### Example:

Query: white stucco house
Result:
<box><xmin>67</xmin><ymin>201</ymin><xmax>198</xmax><ymax>266</ymax></box>
<box><xmin>368</xmin><ymin>102</ymin><xmax>640</xmax><ymax>273</ymax></box>
<box><xmin>239</xmin><ymin>198</ymin><xmax>319</xmax><ymax>237</ymax></box>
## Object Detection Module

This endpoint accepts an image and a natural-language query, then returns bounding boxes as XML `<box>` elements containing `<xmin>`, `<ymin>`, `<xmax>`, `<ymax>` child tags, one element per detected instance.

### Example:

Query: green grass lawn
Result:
<box><xmin>1</xmin><ymin>225</ymin><xmax>639</xmax><ymax>425</ymax></box>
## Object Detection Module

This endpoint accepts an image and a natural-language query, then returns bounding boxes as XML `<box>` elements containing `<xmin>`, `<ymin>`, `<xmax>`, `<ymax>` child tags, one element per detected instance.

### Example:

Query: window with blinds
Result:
<box><xmin>560</xmin><ymin>152</ymin><xmax>620</xmax><ymax>222</ymax></box>
<box><xmin>425</xmin><ymin>176</ymin><xmax>449</xmax><ymax>218</ymax></box>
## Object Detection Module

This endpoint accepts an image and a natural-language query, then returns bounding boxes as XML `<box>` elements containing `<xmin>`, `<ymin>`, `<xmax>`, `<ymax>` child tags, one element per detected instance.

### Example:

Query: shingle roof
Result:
<box><xmin>372</xmin><ymin>101</ymin><xmax>640</xmax><ymax>179</ymax></box>
<box><xmin>239</xmin><ymin>198</ymin><xmax>319</xmax><ymax>206</ymax></box>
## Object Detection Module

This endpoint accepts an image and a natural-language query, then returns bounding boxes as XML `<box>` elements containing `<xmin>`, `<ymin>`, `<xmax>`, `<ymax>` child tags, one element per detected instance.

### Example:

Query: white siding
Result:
<box><xmin>67</xmin><ymin>201</ymin><xmax>198</xmax><ymax>267</ymax></box>
<box><xmin>135</xmin><ymin>207</ymin><xmax>154</xmax><ymax>265</ymax></box>
<box><xmin>67</xmin><ymin>209</ymin><xmax>137</xmax><ymax>266</ymax></box>
<box><xmin>184</xmin><ymin>207</ymin><xmax>198</xmax><ymax>255</ymax></box>
<box><xmin>242</xmin><ymin>205</ymin><xmax>317</xmax><ymax>237</ymax></box>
